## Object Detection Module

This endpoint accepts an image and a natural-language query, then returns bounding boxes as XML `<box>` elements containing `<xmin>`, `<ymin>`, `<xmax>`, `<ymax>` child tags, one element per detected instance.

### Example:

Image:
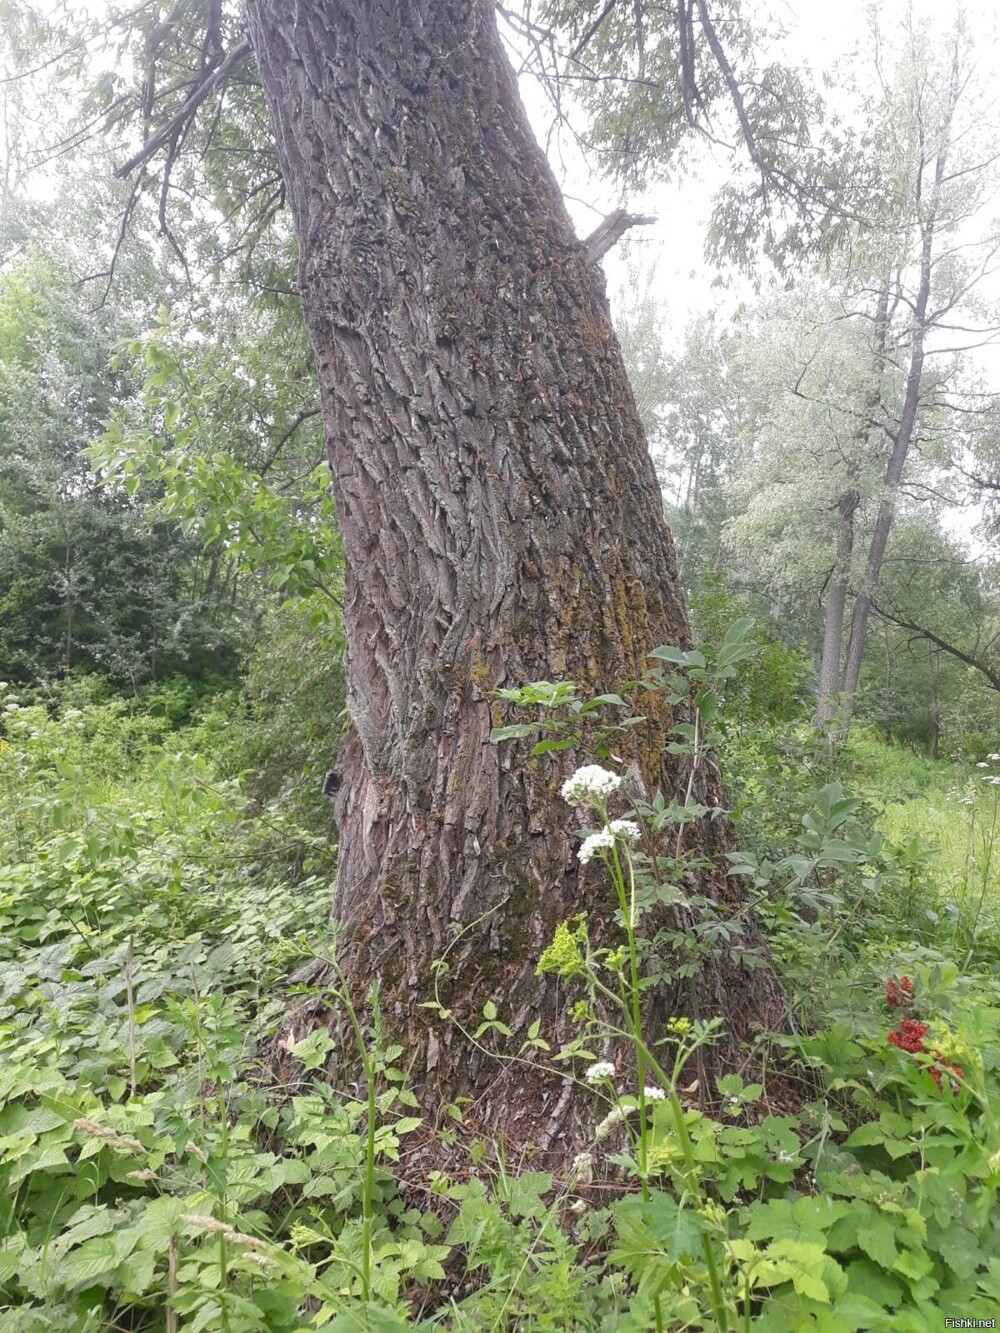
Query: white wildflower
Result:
<box><xmin>561</xmin><ymin>765</ymin><xmax>622</xmax><ymax>805</ymax></box>
<box><xmin>585</xmin><ymin>1060</ymin><xmax>616</xmax><ymax>1083</ymax></box>
<box><xmin>63</xmin><ymin>708</ymin><xmax>84</xmax><ymax>721</ymax></box>
<box><xmin>578</xmin><ymin>829</ymin><xmax>615</xmax><ymax>864</ymax></box>
<box><xmin>977</xmin><ymin>762</ymin><xmax>989</xmax><ymax>768</ymax></box>
<box><xmin>990</xmin><ymin>753</ymin><xmax>1000</xmax><ymax>761</ymax></box>
<box><xmin>608</xmin><ymin>819</ymin><xmax>641</xmax><ymax>843</ymax></box>
<box><xmin>595</xmin><ymin>1106</ymin><xmax>627</xmax><ymax>1141</ymax></box>
<box><xmin>959</xmin><ymin>797</ymin><xmax>974</xmax><ymax>805</ymax></box>
<box><xmin>642</xmin><ymin>1086</ymin><xmax>666</xmax><ymax>1102</ymax></box>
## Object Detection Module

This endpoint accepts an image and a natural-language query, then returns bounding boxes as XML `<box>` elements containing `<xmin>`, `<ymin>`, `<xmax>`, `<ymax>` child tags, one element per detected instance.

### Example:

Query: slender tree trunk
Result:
<box><xmin>815</xmin><ymin>280</ymin><xmax>891</xmax><ymax>732</ymax></box>
<box><xmin>839</xmin><ymin>53</ymin><xmax>960</xmax><ymax>717</ymax></box>
<box><xmin>839</xmin><ymin>270</ymin><xmax>931</xmax><ymax>705</ymax></box>
<box><xmin>245</xmin><ymin>0</ymin><xmax>787</xmax><ymax>1157</ymax></box>
<box><xmin>815</xmin><ymin>484</ymin><xmax>860</xmax><ymax>731</ymax></box>
<box><xmin>929</xmin><ymin>649</ymin><xmax>941</xmax><ymax>760</ymax></box>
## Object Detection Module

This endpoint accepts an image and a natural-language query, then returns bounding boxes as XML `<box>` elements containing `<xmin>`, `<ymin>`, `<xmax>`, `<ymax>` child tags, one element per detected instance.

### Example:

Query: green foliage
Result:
<box><xmin>0</xmin><ymin>257</ymin><xmax>241</xmax><ymax>689</ymax></box>
<box><xmin>3</xmin><ymin>628</ymin><xmax>1000</xmax><ymax>1329</ymax></box>
<box><xmin>205</xmin><ymin>594</ymin><xmax>347</xmax><ymax>843</ymax></box>
<box><xmin>92</xmin><ymin>304</ymin><xmax>343</xmax><ymax>617</ymax></box>
<box><xmin>489</xmin><ymin>633</ymin><xmax>1000</xmax><ymax>1329</ymax></box>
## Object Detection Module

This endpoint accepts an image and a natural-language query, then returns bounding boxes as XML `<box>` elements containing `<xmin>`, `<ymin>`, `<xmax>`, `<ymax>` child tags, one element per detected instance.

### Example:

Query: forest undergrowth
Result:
<box><xmin>1</xmin><ymin>642</ymin><xmax>999</xmax><ymax>1331</ymax></box>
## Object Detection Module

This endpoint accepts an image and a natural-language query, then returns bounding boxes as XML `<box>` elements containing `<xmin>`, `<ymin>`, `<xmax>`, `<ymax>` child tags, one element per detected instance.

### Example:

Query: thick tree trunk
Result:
<box><xmin>245</xmin><ymin>0</ymin><xmax>787</xmax><ymax>1157</ymax></box>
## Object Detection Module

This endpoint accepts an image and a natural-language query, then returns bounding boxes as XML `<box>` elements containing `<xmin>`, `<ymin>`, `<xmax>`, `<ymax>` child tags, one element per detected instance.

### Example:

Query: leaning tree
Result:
<box><xmin>44</xmin><ymin>0</ymin><xmax>794</xmax><ymax>1160</ymax></box>
<box><xmin>236</xmin><ymin>0</ymin><xmax>788</xmax><ymax>1151</ymax></box>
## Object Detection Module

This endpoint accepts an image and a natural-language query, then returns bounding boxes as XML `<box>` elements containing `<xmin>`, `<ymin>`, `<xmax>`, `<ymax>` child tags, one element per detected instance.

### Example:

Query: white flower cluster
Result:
<box><xmin>578</xmin><ymin>830</ymin><xmax>615</xmax><ymax>865</ymax></box>
<box><xmin>577</xmin><ymin>819</ymin><xmax>642</xmax><ymax>864</ymax></box>
<box><xmin>561</xmin><ymin>765</ymin><xmax>622</xmax><ymax>805</ymax></box>
<box><xmin>982</xmin><ymin>775</ymin><xmax>1000</xmax><ymax>786</ymax></box>
<box><xmin>642</xmin><ymin>1086</ymin><xmax>666</xmax><ymax>1102</ymax></box>
<box><xmin>585</xmin><ymin>1060</ymin><xmax>616</xmax><ymax>1083</ymax></box>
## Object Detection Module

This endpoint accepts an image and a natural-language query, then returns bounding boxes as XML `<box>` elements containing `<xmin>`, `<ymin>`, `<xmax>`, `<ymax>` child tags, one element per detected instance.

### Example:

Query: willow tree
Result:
<box><xmin>225</xmin><ymin>0</ymin><xmax>785</xmax><ymax>1150</ymax></box>
<box><xmin>29</xmin><ymin>0</ymin><xmax>794</xmax><ymax>1156</ymax></box>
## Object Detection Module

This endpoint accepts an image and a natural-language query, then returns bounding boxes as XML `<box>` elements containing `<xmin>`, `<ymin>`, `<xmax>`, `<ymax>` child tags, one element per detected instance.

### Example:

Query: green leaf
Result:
<box><xmin>530</xmin><ymin>737</ymin><xmax>577</xmax><ymax>754</ymax></box>
<box><xmin>317</xmin><ymin>1304</ymin><xmax>411</xmax><ymax>1332</ymax></box>
<box><xmin>857</xmin><ymin>1217</ymin><xmax>898</xmax><ymax>1271</ymax></box>
<box><xmin>489</xmin><ymin>724</ymin><xmax>535</xmax><ymax>743</ymax></box>
<box><xmin>61</xmin><ymin>1235</ymin><xmax>127</xmax><ymax>1290</ymax></box>
<box><xmin>611</xmin><ymin>1191</ymin><xmax>706</xmax><ymax>1275</ymax></box>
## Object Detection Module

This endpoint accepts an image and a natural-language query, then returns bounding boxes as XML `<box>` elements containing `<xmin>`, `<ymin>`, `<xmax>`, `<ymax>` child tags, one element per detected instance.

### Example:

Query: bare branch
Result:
<box><xmin>873</xmin><ymin>601</ymin><xmax>1000</xmax><ymax>692</ymax></box>
<box><xmin>583</xmin><ymin>208</ymin><xmax>656</xmax><ymax>263</ymax></box>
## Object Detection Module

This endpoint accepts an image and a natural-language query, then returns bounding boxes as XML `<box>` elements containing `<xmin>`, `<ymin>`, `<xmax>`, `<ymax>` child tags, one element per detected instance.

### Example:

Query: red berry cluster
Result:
<box><xmin>887</xmin><ymin>1017</ymin><xmax>926</xmax><ymax>1052</ymax></box>
<box><xmin>884</xmin><ymin>979</ymin><xmax>964</xmax><ymax>1092</ymax></box>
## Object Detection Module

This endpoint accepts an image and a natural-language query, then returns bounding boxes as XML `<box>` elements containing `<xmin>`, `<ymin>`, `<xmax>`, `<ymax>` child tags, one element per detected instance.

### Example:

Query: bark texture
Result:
<box><xmin>245</xmin><ymin>0</ymin><xmax>787</xmax><ymax>1156</ymax></box>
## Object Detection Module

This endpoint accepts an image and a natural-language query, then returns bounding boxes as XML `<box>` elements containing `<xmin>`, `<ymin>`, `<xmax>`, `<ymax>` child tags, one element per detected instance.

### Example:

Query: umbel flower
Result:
<box><xmin>561</xmin><ymin>765</ymin><xmax>622</xmax><ymax>805</ymax></box>
<box><xmin>578</xmin><ymin>829</ymin><xmax>616</xmax><ymax>865</ymax></box>
<box><xmin>585</xmin><ymin>1060</ymin><xmax>616</xmax><ymax>1083</ymax></box>
<box><xmin>608</xmin><ymin>818</ymin><xmax>641</xmax><ymax>843</ymax></box>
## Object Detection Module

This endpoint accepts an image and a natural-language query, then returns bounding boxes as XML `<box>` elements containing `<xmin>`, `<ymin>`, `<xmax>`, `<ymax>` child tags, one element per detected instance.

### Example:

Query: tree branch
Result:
<box><xmin>872</xmin><ymin>600</ymin><xmax>1000</xmax><ymax>692</ymax></box>
<box><xmin>115</xmin><ymin>38</ymin><xmax>252</xmax><ymax>180</ymax></box>
<box><xmin>583</xmin><ymin>208</ymin><xmax>656</xmax><ymax>263</ymax></box>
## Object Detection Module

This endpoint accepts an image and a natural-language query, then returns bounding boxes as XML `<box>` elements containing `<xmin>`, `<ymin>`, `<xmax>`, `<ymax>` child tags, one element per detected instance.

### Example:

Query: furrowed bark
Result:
<box><xmin>245</xmin><ymin>0</ymin><xmax>787</xmax><ymax>1159</ymax></box>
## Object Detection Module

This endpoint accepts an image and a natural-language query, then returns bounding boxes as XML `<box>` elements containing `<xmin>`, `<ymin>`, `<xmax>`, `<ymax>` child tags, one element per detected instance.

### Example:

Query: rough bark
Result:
<box><xmin>244</xmin><ymin>0</ymin><xmax>788</xmax><ymax>1159</ymax></box>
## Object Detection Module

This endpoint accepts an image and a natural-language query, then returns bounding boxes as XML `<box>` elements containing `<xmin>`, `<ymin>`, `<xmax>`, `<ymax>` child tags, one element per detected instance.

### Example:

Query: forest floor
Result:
<box><xmin>1</xmin><ymin>684</ymin><xmax>998</xmax><ymax>1330</ymax></box>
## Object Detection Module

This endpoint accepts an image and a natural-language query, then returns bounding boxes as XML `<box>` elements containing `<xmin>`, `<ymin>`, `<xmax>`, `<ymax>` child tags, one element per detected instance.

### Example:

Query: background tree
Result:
<box><xmin>0</xmin><ymin>252</ymin><xmax>245</xmax><ymax>687</ymax></box>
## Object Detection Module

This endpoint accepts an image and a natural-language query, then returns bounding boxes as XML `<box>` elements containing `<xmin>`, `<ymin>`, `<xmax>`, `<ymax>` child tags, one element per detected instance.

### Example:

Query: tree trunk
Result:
<box><xmin>244</xmin><ymin>0</ymin><xmax>788</xmax><ymax>1158</ymax></box>
<box><xmin>839</xmin><ymin>55</ymin><xmax>959</xmax><ymax>717</ymax></box>
<box><xmin>815</xmin><ymin>280</ymin><xmax>891</xmax><ymax>733</ymax></box>
<box><xmin>929</xmin><ymin>649</ymin><xmax>941</xmax><ymax>760</ymax></box>
<box><xmin>815</xmin><ymin>484</ymin><xmax>859</xmax><ymax>731</ymax></box>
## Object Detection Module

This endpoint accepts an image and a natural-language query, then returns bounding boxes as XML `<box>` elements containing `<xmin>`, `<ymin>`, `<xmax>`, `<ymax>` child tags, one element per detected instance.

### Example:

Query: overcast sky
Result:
<box><xmin>510</xmin><ymin>0</ymin><xmax>1000</xmax><ymax>356</ymax></box>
